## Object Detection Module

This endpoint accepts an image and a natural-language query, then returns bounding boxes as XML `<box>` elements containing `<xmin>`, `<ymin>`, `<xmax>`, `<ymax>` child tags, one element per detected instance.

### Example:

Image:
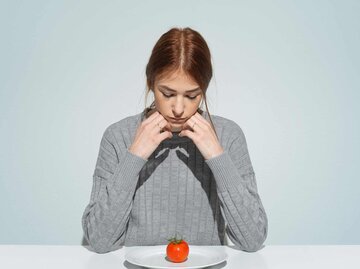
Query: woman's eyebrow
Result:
<box><xmin>158</xmin><ymin>85</ymin><xmax>200</xmax><ymax>93</ymax></box>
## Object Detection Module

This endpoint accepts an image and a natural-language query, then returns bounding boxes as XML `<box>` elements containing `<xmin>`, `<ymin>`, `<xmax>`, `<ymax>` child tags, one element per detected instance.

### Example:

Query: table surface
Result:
<box><xmin>1</xmin><ymin>245</ymin><xmax>359</xmax><ymax>269</ymax></box>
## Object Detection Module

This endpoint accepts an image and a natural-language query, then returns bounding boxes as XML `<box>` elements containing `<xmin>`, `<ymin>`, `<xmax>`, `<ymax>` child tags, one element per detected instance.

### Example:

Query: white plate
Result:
<box><xmin>125</xmin><ymin>245</ymin><xmax>228</xmax><ymax>269</ymax></box>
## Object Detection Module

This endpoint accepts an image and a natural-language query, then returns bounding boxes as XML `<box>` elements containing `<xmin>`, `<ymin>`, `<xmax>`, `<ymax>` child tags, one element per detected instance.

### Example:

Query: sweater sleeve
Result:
<box><xmin>205</xmin><ymin>125</ymin><xmax>268</xmax><ymax>252</ymax></box>
<box><xmin>81</xmin><ymin>126</ymin><xmax>147</xmax><ymax>253</ymax></box>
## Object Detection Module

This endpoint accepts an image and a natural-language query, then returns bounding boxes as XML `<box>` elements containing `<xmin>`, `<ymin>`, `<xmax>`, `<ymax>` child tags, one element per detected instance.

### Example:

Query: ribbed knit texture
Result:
<box><xmin>82</xmin><ymin>110</ymin><xmax>268</xmax><ymax>253</ymax></box>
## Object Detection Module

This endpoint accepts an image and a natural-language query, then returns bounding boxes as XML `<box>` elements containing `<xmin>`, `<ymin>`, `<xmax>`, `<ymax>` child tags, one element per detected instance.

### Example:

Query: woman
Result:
<box><xmin>82</xmin><ymin>27</ymin><xmax>268</xmax><ymax>253</ymax></box>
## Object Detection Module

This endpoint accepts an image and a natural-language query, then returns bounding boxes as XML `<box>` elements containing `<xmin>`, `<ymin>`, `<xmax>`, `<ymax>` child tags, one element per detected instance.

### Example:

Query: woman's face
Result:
<box><xmin>153</xmin><ymin>69</ymin><xmax>203</xmax><ymax>132</ymax></box>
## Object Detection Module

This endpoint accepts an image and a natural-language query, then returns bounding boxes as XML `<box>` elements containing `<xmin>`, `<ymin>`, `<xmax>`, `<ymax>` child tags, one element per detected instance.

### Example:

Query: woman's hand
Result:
<box><xmin>129</xmin><ymin>111</ymin><xmax>172</xmax><ymax>160</ymax></box>
<box><xmin>179</xmin><ymin>112</ymin><xmax>224</xmax><ymax>160</ymax></box>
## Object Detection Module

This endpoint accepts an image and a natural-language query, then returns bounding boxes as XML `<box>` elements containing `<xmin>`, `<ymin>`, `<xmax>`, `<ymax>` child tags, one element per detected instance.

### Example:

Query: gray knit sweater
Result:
<box><xmin>82</xmin><ymin>110</ymin><xmax>268</xmax><ymax>253</ymax></box>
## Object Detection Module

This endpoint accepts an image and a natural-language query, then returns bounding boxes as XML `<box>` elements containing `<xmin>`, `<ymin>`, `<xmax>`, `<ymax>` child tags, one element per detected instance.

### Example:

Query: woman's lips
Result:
<box><xmin>169</xmin><ymin>117</ymin><xmax>186</xmax><ymax>123</ymax></box>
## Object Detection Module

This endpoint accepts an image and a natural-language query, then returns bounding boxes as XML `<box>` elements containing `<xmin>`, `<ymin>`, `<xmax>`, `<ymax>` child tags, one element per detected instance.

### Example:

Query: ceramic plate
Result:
<box><xmin>125</xmin><ymin>245</ymin><xmax>228</xmax><ymax>269</ymax></box>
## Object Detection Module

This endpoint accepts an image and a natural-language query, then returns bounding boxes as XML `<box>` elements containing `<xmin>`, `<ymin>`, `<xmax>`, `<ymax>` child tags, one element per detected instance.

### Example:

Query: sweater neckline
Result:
<box><xmin>166</xmin><ymin>131</ymin><xmax>192</xmax><ymax>143</ymax></box>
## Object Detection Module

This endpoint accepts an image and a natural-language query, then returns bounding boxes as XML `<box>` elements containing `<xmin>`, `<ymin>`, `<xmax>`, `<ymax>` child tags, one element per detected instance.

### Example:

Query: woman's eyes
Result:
<box><xmin>162</xmin><ymin>93</ymin><xmax>198</xmax><ymax>100</ymax></box>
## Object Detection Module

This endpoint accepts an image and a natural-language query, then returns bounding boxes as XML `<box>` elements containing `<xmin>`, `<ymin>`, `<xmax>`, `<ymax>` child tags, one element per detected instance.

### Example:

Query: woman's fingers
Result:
<box><xmin>143</xmin><ymin>111</ymin><xmax>171</xmax><ymax>132</ymax></box>
<box><xmin>179</xmin><ymin>128</ymin><xmax>196</xmax><ymax>141</ymax></box>
<box><xmin>152</xmin><ymin>118</ymin><xmax>171</xmax><ymax>133</ymax></box>
<box><xmin>183</xmin><ymin>117</ymin><xmax>205</xmax><ymax>132</ymax></box>
<box><xmin>158</xmin><ymin>129</ymin><xmax>173</xmax><ymax>141</ymax></box>
<box><xmin>143</xmin><ymin>111</ymin><xmax>166</xmax><ymax>132</ymax></box>
<box><xmin>143</xmin><ymin>110</ymin><xmax>160</xmax><ymax>125</ymax></box>
<box><xmin>194</xmin><ymin>112</ymin><xmax>210</xmax><ymax>126</ymax></box>
<box><xmin>162</xmin><ymin>120</ymin><xmax>172</xmax><ymax>132</ymax></box>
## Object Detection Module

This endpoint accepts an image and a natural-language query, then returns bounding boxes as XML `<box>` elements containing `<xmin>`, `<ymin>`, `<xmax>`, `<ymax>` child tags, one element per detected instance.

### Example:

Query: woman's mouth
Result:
<box><xmin>169</xmin><ymin>117</ymin><xmax>186</xmax><ymax>123</ymax></box>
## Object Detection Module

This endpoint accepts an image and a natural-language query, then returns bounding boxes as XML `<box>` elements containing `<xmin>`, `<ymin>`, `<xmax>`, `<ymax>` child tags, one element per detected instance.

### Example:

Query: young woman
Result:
<box><xmin>82</xmin><ymin>27</ymin><xmax>268</xmax><ymax>253</ymax></box>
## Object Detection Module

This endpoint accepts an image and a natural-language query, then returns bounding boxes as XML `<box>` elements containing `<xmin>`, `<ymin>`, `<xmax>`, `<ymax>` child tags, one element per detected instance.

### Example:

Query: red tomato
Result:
<box><xmin>166</xmin><ymin>238</ymin><xmax>189</xmax><ymax>263</ymax></box>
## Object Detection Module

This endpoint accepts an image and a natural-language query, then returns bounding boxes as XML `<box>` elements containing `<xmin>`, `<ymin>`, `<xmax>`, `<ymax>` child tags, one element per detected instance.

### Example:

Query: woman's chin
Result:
<box><xmin>170</xmin><ymin>124</ymin><xmax>183</xmax><ymax>132</ymax></box>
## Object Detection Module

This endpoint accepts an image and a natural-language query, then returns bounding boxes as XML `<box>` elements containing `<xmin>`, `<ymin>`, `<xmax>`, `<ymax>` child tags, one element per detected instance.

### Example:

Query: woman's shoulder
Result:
<box><xmin>205</xmin><ymin>112</ymin><xmax>245</xmax><ymax>134</ymax></box>
<box><xmin>206</xmin><ymin>112</ymin><xmax>238</xmax><ymax>127</ymax></box>
<box><xmin>204</xmin><ymin>111</ymin><xmax>247</xmax><ymax>145</ymax></box>
<box><xmin>101</xmin><ymin>112</ymin><xmax>143</xmax><ymax>143</ymax></box>
<box><xmin>108</xmin><ymin>112</ymin><xmax>143</xmax><ymax>130</ymax></box>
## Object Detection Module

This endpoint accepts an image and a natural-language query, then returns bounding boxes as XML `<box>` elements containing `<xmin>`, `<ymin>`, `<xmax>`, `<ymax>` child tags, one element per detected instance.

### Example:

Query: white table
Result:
<box><xmin>0</xmin><ymin>245</ymin><xmax>359</xmax><ymax>269</ymax></box>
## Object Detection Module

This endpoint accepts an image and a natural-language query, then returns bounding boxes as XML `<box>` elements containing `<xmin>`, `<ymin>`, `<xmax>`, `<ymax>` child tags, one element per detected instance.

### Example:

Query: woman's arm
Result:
<box><xmin>82</xmin><ymin>125</ymin><xmax>147</xmax><ymax>253</ymax></box>
<box><xmin>205</xmin><ymin>124</ymin><xmax>268</xmax><ymax>252</ymax></box>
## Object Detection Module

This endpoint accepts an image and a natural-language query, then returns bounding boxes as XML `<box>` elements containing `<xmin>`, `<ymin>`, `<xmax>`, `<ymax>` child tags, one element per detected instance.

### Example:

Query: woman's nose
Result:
<box><xmin>172</xmin><ymin>97</ymin><xmax>185</xmax><ymax>116</ymax></box>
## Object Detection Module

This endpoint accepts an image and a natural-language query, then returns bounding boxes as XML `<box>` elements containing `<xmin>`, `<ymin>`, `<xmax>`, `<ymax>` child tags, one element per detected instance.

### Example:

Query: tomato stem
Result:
<box><xmin>167</xmin><ymin>233</ymin><xmax>185</xmax><ymax>244</ymax></box>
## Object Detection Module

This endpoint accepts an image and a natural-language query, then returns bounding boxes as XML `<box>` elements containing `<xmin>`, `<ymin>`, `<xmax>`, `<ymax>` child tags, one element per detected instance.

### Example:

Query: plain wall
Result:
<box><xmin>1</xmin><ymin>0</ymin><xmax>359</xmax><ymax>245</ymax></box>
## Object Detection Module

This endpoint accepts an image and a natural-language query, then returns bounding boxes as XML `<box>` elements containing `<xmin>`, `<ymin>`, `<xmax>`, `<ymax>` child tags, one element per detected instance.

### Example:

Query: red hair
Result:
<box><xmin>144</xmin><ymin>27</ymin><xmax>217</xmax><ymax>137</ymax></box>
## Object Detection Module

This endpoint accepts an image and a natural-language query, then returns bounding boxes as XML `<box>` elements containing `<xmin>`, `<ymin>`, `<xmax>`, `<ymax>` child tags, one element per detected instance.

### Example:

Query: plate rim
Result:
<box><xmin>125</xmin><ymin>245</ymin><xmax>228</xmax><ymax>269</ymax></box>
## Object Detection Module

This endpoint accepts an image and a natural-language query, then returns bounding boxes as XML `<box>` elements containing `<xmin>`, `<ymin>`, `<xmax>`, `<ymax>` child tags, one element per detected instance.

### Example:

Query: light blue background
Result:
<box><xmin>1</xmin><ymin>0</ymin><xmax>359</xmax><ymax>245</ymax></box>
